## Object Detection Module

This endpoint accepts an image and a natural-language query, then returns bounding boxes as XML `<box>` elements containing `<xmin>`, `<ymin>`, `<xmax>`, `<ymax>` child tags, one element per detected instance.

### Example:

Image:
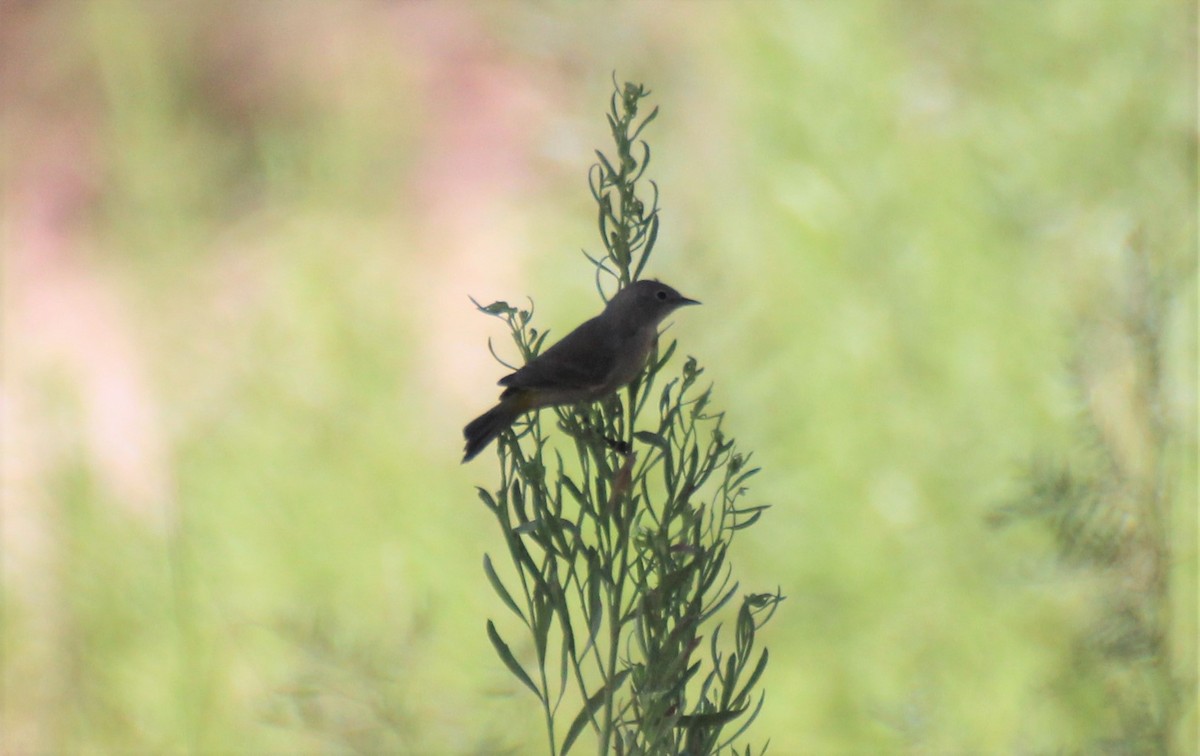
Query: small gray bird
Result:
<box><xmin>463</xmin><ymin>280</ymin><xmax>700</xmax><ymax>462</ymax></box>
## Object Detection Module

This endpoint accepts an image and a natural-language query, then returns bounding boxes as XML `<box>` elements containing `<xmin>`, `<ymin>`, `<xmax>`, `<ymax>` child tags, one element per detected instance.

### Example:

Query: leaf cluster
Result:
<box><xmin>991</xmin><ymin>233</ymin><xmax>1189</xmax><ymax>751</ymax></box>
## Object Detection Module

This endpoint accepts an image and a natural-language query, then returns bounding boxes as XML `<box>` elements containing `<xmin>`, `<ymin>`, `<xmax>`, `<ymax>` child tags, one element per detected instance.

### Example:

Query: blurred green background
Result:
<box><xmin>2</xmin><ymin>1</ymin><xmax>1195</xmax><ymax>752</ymax></box>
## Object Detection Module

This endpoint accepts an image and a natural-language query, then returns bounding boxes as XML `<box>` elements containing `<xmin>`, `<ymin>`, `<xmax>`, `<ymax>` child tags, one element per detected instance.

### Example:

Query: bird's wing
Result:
<box><xmin>499</xmin><ymin>317</ymin><xmax>617</xmax><ymax>392</ymax></box>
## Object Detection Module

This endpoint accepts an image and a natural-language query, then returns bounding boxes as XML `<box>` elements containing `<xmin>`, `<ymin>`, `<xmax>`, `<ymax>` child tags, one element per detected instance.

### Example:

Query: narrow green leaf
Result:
<box><xmin>531</xmin><ymin>329</ymin><xmax>551</xmax><ymax>358</ymax></box>
<box><xmin>557</xmin><ymin>622</ymin><xmax>571</xmax><ymax>713</ymax></box>
<box><xmin>677</xmin><ymin>705</ymin><xmax>748</xmax><ymax>729</ymax></box>
<box><xmin>512</xmin><ymin>480</ymin><xmax>529</xmax><ymax>526</ymax></box>
<box><xmin>510</xmin><ymin>536</ymin><xmax>546</xmax><ymax>594</ymax></box>
<box><xmin>483</xmin><ymin>554</ymin><xmax>526</xmax><ymax>626</ymax></box>
<box><xmin>512</xmin><ymin>520</ymin><xmax>539</xmax><ymax>536</ymax></box>
<box><xmin>533</xmin><ymin>598</ymin><xmax>553</xmax><ymax>664</ymax></box>
<box><xmin>730</xmin><ymin>466</ymin><xmax>762</xmax><ymax>490</ymax></box>
<box><xmin>697</xmin><ymin>545</ymin><xmax>728</xmax><ymax>594</ymax></box>
<box><xmin>730</xmin><ymin>504</ymin><xmax>770</xmax><ymax>531</ymax></box>
<box><xmin>588</xmin><ymin>165</ymin><xmax>604</xmax><ymax>201</ymax></box>
<box><xmin>597</xmin><ymin>205</ymin><xmax>610</xmax><ymax>253</ymax></box>
<box><xmin>561</xmin><ymin>668</ymin><xmax>631</xmax><ymax>754</ymax></box>
<box><xmin>561</xmin><ymin>474</ymin><xmax>588</xmax><ymax>507</ymax></box>
<box><xmin>651</xmin><ymin>338</ymin><xmax>677</xmax><ymax>373</ymax></box>
<box><xmin>636</xmin><ymin>142</ymin><xmax>653</xmax><ymax>178</ymax></box>
<box><xmin>476</xmin><ymin>487</ymin><xmax>499</xmax><ymax>513</ymax></box>
<box><xmin>581</xmin><ymin>556</ymin><xmax>604</xmax><ymax>657</ymax></box>
<box><xmin>735</xmin><ymin>649</ymin><xmax>769</xmax><ymax>705</ymax></box>
<box><xmin>634</xmin><ymin>215</ymin><xmax>659</xmax><ymax>280</ymax></box>
<box><xmin>683</xmin><ymin>446</ymin><xmax>700</xmax><ymax>494</ymax></box>
<box><xmin>634</xmin><ymin>430</ymin><xmax>668</xmax><ymax>449</ymax></box>
<box><xmin>512</xmin><ymin>516</ymin><xmax>579</xmax><ymax>538</ymax></box>
<box><xmin>719</xmin><ymin>652</ymin><xmax>739</xmax><ymax>709</ymax></box>
<box><xmin>595</xmin><ymin>150</ymin><xmax>617</xmax><ymax>182</ymax></box>
<box><xmin>629</xmin><ymin>105</ymin><xmax>659</xmax><ymax>141</ymax></box>
<box><xmin>474</xmin><ymin>300</ymin><xmax>516</xmax><ymax>317</ymax></box>
<box><xmin>736</xmin><ymin>598</ymin><xmax>756</xmax><ymax>656</ymax></box>
<box><xmin>718</xmin><ymin>691</ymin><xmax>767</xmax><ymax>751</ymax></box>
<box><xmin>486</xmin><ymin>620</ymin><xmax>541</xmax><ymax>702</ymax></box>
<box><xmin>699</xmin><ymin>585</ymin><xmax>738</xmax><ymax>626</ymax></box>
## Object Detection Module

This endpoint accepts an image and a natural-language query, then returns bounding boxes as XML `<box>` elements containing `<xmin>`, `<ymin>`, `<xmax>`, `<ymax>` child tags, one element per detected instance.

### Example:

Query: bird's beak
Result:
<box><xmin>678</xmin><ymin>296</ymin><xmax>701</xmax><ymax>306</ymax></box>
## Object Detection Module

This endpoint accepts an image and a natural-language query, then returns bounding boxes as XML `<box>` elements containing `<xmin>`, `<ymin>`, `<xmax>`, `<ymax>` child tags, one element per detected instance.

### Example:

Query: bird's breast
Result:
<box><xmin>600</xmin><ymin>327</ymin><xmax>657</xmax><ymax>395</ymax></box>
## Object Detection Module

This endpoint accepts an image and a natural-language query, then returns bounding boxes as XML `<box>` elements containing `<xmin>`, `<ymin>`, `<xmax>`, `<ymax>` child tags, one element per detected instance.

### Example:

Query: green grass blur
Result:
<box><xmin>2</xmin><ymin>1</ymin><xmax>1195</xmax><ymax>752</ymax></box>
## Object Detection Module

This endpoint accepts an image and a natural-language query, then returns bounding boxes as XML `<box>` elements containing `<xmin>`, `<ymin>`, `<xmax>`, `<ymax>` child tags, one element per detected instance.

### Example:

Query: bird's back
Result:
<box><xmin>499</xmin><ymin>315</ymin><xmax>619</xmax><ymax>397</ymax></box>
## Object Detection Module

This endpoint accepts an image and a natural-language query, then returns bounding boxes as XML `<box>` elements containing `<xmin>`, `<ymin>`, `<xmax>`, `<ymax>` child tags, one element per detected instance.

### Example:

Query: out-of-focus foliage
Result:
<box><xmin>1</xmin><ymin>1</ymin><xmax>1193</xmax><ymax>753</ymax></box>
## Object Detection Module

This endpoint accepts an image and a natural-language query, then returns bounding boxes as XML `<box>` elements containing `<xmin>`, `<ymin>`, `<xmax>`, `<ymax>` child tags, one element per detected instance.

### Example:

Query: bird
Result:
<box><xmin>463</xmin><ymin>279</ymin><xmax>699</xmax><ymax>462</ymax></box>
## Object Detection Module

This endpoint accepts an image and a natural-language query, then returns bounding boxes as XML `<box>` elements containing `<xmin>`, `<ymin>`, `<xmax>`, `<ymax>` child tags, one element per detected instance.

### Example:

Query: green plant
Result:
<box><xmin>991</xmin><ymin>233</ymin><xmax>1195</xmax><ymax>752</ymax></box>
<box><xmin>473</xmin><ymin>80</ymin><xmax>782</xmax><ymax>755</ymax></box>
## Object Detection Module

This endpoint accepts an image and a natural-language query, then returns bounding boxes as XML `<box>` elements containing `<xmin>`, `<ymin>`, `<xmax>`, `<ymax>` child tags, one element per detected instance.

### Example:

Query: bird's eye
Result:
<box><xmin>656</xmin><ymin>289</ymin><xmax>668</xmax><ymax>301</ymax></box>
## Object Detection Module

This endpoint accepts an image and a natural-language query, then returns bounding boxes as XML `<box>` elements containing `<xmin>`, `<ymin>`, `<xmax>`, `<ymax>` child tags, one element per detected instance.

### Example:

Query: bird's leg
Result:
<box><xmin>557</xmin><ymin>403</ymin><xmax>618</xmax><ymax>454</ymax></box>
<box><xmin>603</xmin><ymin>393</ymin><xmax>632</xmax><ymax>454</ymax></box>
<box><xmin>602</xmin><ymin>435</ymin><xmax>631</xmax><ymax>455</ymax></box>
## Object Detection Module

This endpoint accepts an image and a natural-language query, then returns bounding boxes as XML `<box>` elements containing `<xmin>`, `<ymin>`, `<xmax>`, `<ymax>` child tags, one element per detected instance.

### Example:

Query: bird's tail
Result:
<box><xmin>462</xmin><ymin>400</ymin><xmax>522</xmax><ymax>462</ymax></box>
